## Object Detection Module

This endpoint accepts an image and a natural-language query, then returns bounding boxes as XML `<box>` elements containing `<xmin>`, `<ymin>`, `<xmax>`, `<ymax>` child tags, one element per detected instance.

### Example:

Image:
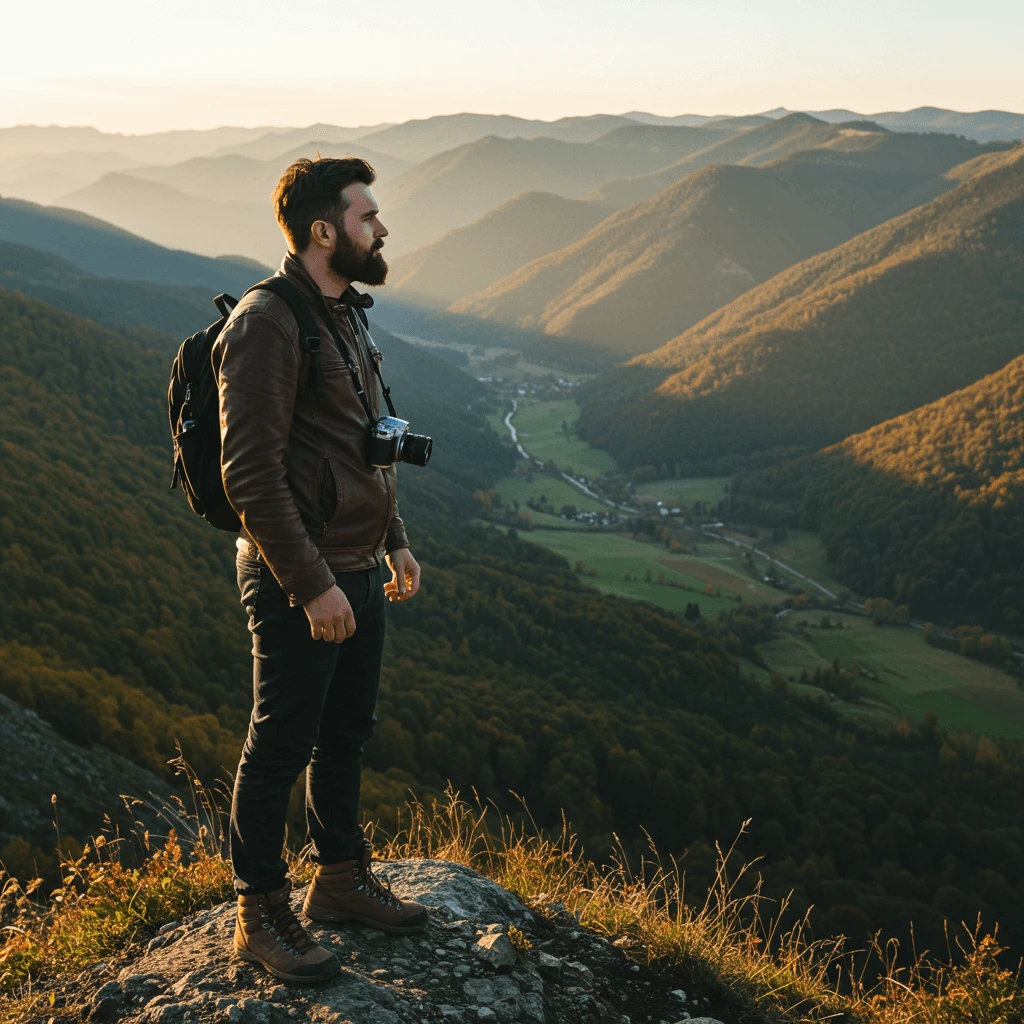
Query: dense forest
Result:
<box><xmin>733</xmin><ymin>353</ymin><xmax>1024</xmax><ymax>629</ymax></box>
<box><xmin>578</xmin><ymin>145</ymin><xmax>1024</xmax><ymax>471</ymax></box>
<box><xmin>1</xmin><ymin>289</ymin><xmax>1023</xmax><ymax>959</ymax></box>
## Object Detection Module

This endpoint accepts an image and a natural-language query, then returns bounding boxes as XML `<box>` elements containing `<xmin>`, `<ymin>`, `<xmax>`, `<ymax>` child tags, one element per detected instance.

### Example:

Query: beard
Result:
<box><xmin>328</xmin><ymin>229</ymin><xmax>388</xmax><ymax>286</ymax></box>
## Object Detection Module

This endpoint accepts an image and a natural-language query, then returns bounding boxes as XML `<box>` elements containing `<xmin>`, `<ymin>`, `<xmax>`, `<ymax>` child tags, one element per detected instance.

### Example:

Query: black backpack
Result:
<box><xmin>168</xmin><ymin>276</ymin><xmax>330</xmax><ymax>531</ymax></box>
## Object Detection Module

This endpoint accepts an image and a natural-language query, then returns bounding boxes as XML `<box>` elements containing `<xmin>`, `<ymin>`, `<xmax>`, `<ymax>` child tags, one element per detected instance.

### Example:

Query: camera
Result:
<box><xmin>367</xmin><ymin>416</ymin><xmax>432</xmax><ymax>468</ymax></box>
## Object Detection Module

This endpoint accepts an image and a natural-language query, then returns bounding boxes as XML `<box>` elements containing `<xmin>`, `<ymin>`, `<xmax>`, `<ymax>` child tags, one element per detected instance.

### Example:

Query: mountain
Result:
<box><xmin>2</xmin><ymin>289</ymin><xmax>1024</xmax><ymax>955</ymax></box>
<box><xmin>127</xmin><ymin>145</ymin><xmax>411</xmax><ymax>206</ymax></box>
<box><xmin>0</xmin><ymin>196</ymin><xmax>271</xmax><ymax>292</ymax></box>
<box><xmin>736</xmin><ymin>352</ymin><xmax>1024</xmax><ymax>628</ymax></box>
<box><xmin>353</xmin><ymin>113</ymin><xmax>643</xmax><ymax>162</ymax></box>
<box><xmin>577</xmin><ymin>145</ymin><xmax>1024</xmax><ymax>471</ymax></box>
<box><xmin>0</xmin><ymin>240</ymin><xmax>217</xmax><ymax>340</ymax></box>
<box><xmin>588</xmin><ymin>113</ymin><xmax>846</xmax><ymax>208</ymax></box>
<box><xmin>57</xmin><ymin>173</ymin><xmax>283</xmax><ymax>264</ymax></box>
<box><xmin>377</xmin><ymin>126</ymin><xmax>741</xmax><ymax>256</ymax></box>
<box><xmin>0</xmin><ymin>124</ymin><xmax>289</xmax><ymax>163</ymax></box>
<box><xmin>0</xmin><ymin>149</ymin><xmax>142</xmax><ymax>204</ymax></box>
<box><xmin>385</xmin><ymin>192</ymin><xmax>612</xmax><ymax>308</ymax></box>
<box><xmin>209</xmin><ymin>122</ymin><xmax>393</xmax><ymax>161</ymax></box>
<box><xmin>797</xmin><ymin>106</ymin><xmax>1024</xmax><ymax>143</ymax></box>
<box><xmin>451</xmin><ymin>129</ymin><xmax>1006</xmax><ymax>356</ymax></box>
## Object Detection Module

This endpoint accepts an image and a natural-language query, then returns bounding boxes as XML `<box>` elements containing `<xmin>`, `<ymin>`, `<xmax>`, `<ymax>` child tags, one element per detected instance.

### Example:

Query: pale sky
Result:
<box><xmin>2</xmin><ymin>0</ymin><xmax>1022</xmax><ymax>133</ymax></box>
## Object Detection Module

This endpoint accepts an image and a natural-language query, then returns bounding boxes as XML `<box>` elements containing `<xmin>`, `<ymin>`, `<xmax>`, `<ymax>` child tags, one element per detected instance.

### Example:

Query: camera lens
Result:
<box><xmin>398</xmin><ymin>433</ymin><xmax>432</xmax><ymax>466</ymax></box>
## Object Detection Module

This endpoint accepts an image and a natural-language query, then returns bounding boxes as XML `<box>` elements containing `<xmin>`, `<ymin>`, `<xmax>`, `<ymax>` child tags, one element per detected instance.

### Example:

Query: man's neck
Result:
<box><xmin>295</xmin><ymin>249</ymin><xmax>350</xmax><ymax>299</ymax></box>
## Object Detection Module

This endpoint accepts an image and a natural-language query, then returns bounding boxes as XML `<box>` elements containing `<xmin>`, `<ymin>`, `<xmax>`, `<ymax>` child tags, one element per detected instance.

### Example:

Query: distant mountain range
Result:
<box><xmin>450</xmin><ymin>125</ymin><xmax>1008</xmax><ymax>355</ymax></box>
<box><xmin>578</xmin><ymin>145</ymin><xmax>1024</xmax><ymax>469</ymax></box>
<box><xmin>0</xmin><ymin>196</ymin><xmax>270</xmax><ymax>293</ymax></box>
<box><xmin>375</xmin><ymin>125</ymin><xmax>745</xmax><ymax>256</ymax></box>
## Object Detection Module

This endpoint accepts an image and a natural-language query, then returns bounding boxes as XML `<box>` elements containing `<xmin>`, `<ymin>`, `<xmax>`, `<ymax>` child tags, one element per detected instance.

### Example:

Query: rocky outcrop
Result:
<box><xmin>45</xmin><ymin>859</ymin><xmax>728</xmax><ymax>1024</ymax></box>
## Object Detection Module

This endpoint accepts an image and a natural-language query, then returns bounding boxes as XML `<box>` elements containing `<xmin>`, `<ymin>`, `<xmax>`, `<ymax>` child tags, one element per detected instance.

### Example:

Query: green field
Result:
<box><xmin>511</xmin><ymin>398</ymin><xmax>617</xmax><ymax>477</ymax></box>
<box><xmin>763</xmin><ymin>613</ymin><xmax>1024</xmax><ymax>738</ymax></box>
<box><xmin>495</xmin><ymin>473</ymin><xmax>609</xmax><ymax>515</ymax></box>
<box><xmin>512</xmin><ymin>528</ymin><xmax>783</xmax><ymax>615</ymax></box>
<box><xmin>636</xmin><ymin>476</ymin><xmax>730</xmax><ymax>508</ymax></box>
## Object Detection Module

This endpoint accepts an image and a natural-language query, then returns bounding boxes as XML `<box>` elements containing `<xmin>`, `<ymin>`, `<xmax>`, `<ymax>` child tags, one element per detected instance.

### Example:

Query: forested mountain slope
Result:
<box><xmin>0</xmin><ymin>197</ymin><xmax>269</xmax><ymax>292</ymax></box>
<box><xmin>450</xmin><ymin>128</ymin><xmax>1004</xmax><ymax>356</ymax></box>
<box><xmin>1</xmin><ymin>291</ymin><xmax>1024</xmax><ymax>953</ymax></box>
<box><xmin>579</xmin><ymin>145</ymin><xmax>1024</xmax><ymax>470</ymax></box>
<box><xmin>386</xmin><ymin>192</ymin><xmax>612</xmax><ymax>308</ymax></box>
<box><xmin>734</xmin><ymin>354</ymin><xmax>1024</xmax><ymax>628</ymax></box>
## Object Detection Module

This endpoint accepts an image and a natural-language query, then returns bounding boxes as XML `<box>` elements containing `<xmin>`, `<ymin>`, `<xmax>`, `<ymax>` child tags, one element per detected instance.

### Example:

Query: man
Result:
<box><xmin>214</xmin><ymin>157</ymin><xmax>427</xmax><ymax>983</ymax></box>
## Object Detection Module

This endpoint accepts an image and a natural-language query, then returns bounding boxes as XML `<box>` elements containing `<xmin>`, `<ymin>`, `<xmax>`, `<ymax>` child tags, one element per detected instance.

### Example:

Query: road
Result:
<box><xmin>503</xmin><ymin>400</ymin><xmax>638</xmax><ymax>513</ymax></box>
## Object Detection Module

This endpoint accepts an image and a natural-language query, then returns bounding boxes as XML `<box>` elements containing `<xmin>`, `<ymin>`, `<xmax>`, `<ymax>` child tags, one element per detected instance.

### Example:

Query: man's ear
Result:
<box><xmin>309</xmin><ymin>219</ymin><xmax>334</xmax><ymax>251</ymax></box>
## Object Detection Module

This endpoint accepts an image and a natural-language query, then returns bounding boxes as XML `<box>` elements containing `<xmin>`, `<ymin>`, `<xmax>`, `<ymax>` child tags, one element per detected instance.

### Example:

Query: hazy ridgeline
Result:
<box><xmin>2</xmin><ymin>105</ymin><xmax>1024</xmax><ymax>981</ymax></box>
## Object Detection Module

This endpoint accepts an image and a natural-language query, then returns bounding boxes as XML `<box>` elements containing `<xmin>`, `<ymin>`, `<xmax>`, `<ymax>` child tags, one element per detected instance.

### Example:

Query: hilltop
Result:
<box><xmin>451</xmin><ymin>128</ymin><xmax>1005</xmax><ymax>355</ymax></box>
<box><xmin>0</xmin><ymin>196</ymin><xmax>269</xmax><ymax>292</ymax></box>
<box><xmin>579</xmin><ymin>145</ymin><xmax>1024</xmax><ymax>469</ymax></box>
<box><xmin>735</xmin><ymin>352</ymin><xmax>1024</xmax><ymax>628</ymax></box>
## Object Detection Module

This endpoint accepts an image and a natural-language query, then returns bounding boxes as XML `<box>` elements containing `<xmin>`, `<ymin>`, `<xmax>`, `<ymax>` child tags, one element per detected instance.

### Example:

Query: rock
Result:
<box><xmin>562</xmin><ymin>960</ymin><xmax>595</xmax><ymax>990</ymax></box>
<box><xmin>158</xmin><ymin>921</ymin><xmax>183</xmax><ymax>935</ymax></box>
<box><xmin>536</xmin><ymin>951</ymin><xmax>562</xmax><ymax>979</ymax></box>
<box><xmin>463</xmin><ymin>979</ymin><xmax>496</xmax><ymax>1004</ymax></box>
<box><xmin>473</xmin><ymin>933</ymin><xmax>517</xmax><ymax>972</ymax></box>
<box><xmin>678</xmin><ymin>1019</ymin><xmax>726</xmax><ymax>1024</ymax></box>
<box><xmin>671</xmin><ymin>988</ymin><xmax>688</xmax><ymax>1001</ymax></box>
<box><xmin>236</xmin><ymin>998</ymin><xmax>273</xmax><ymax>1022</ymax></box>
<box><xmin>476</xmin><ymin>1010</ymin><xmax>496</xmax><ymax>1020</ymax></box>
<box><xmin>378</xmin><ymin>860</ymin><xmax>533</xmax><ymax>926</ymax></box>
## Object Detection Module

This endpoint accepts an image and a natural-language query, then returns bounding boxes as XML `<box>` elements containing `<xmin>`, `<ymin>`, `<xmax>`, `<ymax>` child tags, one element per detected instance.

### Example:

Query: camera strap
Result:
<box><xmin>253</xmin><ymin>275</ymin><xmax>397</xmax><ymax>423</ymax></box>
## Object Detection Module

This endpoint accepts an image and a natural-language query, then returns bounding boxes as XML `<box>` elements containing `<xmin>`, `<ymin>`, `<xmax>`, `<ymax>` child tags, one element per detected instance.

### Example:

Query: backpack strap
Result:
<box><xmin>247</xmin><ymin>276</ymin><xmax>329</xmax><ymax>403</ymax></box>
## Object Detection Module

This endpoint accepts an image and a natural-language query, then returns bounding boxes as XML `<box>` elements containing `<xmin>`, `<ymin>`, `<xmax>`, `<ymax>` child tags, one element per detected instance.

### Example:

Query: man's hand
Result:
<box><xmin>385</xmin><ymin>548</ymin><xmax>421</xmax><ymax>602</ymax></box>
<box><xmin>303</xmin><ymin>585</ymin><xmax>356</xmax><ymax>642</ymax></box>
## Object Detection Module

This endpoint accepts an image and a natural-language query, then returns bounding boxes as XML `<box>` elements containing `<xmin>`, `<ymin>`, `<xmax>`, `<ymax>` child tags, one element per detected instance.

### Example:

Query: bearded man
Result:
<box><xmin>214</xmin><ymin>157</ymin><xmax>427</xmax><ymax>982</ymax></box>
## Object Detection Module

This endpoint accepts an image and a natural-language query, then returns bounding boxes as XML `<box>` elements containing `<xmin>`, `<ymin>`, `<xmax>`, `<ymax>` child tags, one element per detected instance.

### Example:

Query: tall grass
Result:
<box><xmin>2</xmin><ymin>769</ymin><xmax>1021</xmax><ymax>1024</ymax></box>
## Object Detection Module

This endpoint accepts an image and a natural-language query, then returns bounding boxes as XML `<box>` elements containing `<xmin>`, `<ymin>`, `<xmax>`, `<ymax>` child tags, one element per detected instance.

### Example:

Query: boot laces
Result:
<box><xmin>260</xmin><ymin>899</ymin><xmax>317</xmax><ymax>957</ymax></box>
<box><xmin>355</xmin><ymin>860</ymin><xmax>401</xmax><ymax>909</ymax></box>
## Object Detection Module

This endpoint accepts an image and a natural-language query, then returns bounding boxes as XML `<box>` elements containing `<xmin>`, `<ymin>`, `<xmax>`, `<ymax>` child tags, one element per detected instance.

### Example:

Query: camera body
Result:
<box><xmin>367</xmin><ymin>415</ymin><xmax>433</xmax><ymax>468</ymax></box>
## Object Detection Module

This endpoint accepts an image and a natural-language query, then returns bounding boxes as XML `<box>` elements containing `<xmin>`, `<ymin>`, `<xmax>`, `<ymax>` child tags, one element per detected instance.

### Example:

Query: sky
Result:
<box><xmin>2</xmin><ymin>0</ymin><xmax>1022</xmax><ymax>133</ymax></box>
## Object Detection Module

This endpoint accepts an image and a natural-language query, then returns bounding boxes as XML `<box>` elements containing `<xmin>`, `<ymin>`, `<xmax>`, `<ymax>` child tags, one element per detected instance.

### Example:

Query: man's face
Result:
<box><xmin>327</xmin><ymin>182</ymin><xmax>389</xmax><ymax>286</ymax></box>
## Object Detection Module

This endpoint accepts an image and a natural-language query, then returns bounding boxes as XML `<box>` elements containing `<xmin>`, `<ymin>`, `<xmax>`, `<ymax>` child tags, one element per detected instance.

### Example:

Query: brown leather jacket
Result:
<box><xmin>214</xmin><ymin>254</ymin><xmax>408</xmax><ymax>606</ymax></box>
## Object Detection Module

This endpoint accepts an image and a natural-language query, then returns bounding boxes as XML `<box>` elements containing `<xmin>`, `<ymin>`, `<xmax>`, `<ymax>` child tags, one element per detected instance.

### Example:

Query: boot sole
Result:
<box><xmin>303</xmin><ymin>905</ymin><xmax>429</xmax><ymax>934</ymax></box>
<box><xmin>236</xmin><ymin>948</ymin><xmax>340</xmax><ymax>983</ymax></box>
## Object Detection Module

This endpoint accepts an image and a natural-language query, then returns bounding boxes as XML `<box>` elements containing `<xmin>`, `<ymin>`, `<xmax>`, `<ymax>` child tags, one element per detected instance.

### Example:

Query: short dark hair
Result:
<box><xmin>272</xmin><ymin>157</ymin><xmax>377</xmax><ymax>252</ymax></box>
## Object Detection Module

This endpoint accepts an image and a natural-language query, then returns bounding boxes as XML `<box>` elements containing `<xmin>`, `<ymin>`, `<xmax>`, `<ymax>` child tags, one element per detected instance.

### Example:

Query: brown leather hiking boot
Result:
<box><xmin>235</xmin><ymin>880</ymin><xmax>340</xmax><ymax>982</ymax></box>
<box><xmin>303</xmin><ymin>848</ymin><xmax>429</xmax><ymax>934</ymax></box>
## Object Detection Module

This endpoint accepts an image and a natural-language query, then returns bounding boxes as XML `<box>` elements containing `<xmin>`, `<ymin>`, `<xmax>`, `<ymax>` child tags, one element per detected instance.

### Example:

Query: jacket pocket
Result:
<box><xmin>315</xmin><ymin>458</ymin><xmax>339</xmax><ymax>535</ymax></box>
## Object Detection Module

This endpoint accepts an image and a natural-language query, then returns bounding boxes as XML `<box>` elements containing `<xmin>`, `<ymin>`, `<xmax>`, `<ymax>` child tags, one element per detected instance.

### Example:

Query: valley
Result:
<box><xmin>475</xmin><ymin>374</ymin><xmax>1024</xmax><ymax>740</ymax></box>
<box><xmin>2</xmin><ymin>102</ymin><xmax>1024</xmax><ymax>982</ymax></box>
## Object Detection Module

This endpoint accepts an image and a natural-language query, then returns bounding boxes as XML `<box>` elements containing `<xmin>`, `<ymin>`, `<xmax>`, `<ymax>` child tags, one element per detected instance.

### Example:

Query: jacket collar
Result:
<box><xmin>278</xmin><ymin>253</ymin><xmax>375</xmax><ymax>311</ymax></box>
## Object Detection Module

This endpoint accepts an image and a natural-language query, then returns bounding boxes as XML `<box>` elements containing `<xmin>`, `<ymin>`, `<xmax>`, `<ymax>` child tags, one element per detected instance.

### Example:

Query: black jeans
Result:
<box><xmin>230</xmin><ymin>551</ymin><xmax>387</xmax><ymax>894</ymax></box>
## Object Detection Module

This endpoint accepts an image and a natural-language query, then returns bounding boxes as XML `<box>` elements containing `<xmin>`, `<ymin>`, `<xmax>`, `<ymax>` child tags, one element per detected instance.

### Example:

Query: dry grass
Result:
<box><xmin>2</xmin><ymin>769</ymin><xmax>1021</xmax><ymax>1024</ymax></box>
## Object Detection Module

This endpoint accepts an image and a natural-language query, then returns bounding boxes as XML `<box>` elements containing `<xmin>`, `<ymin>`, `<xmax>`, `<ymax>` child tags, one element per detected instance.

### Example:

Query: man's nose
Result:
<box><xmin>376</xmin><ymin>220</ymin><xmax>389</xmax><ymax>238</ymax></box>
